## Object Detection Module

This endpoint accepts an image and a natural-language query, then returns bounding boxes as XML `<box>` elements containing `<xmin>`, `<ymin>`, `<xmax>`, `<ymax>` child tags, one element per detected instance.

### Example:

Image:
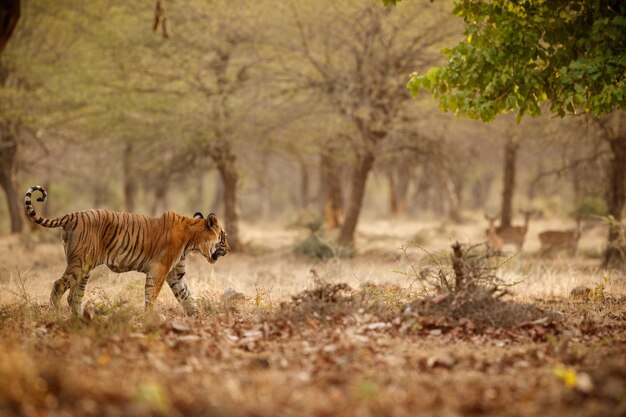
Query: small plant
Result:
<box><xmin>574</xmin><ymin>196</ymin><xmax>608</xmax><ymax>218</ymax></box>
<box><xmin>253</xmin><ymin>285</ymin><xmax>271</xmax><ymax>308</ymax></box>
<box><xmin>294</xmin><ymin>222</ymin><xmax>352</xmax><ymax>260</ymax></box>
<box><xmin>589</xmin><ymin>276</ymin><xmax>609</xmax><ymax>302</ymax></box>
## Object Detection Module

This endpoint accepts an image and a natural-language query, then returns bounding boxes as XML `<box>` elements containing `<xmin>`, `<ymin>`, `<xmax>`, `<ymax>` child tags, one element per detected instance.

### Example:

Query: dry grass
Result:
<box><xmin>0</xmin><ymin>218</ymin><xmax>625</xmax><ymax>417</ymax></box>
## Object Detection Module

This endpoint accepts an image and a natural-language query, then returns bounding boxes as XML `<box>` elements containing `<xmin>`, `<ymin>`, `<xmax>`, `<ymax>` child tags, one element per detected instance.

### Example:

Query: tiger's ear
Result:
<box><xmin>207</xmin><ymin>212</ymin><xmax>218</xmax><ymax>228</ymax></box>
<box><xmin>193</xmin><ymin>212</ymin><xmax>204</xmax><ymax>219</ymax></box>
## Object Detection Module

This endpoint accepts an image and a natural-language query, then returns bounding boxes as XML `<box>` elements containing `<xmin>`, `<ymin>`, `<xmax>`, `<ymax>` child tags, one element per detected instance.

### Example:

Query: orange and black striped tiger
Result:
<box><xmin>24</xmin><ymin>185</ymin><xmax>230</xmax><ymax>316</ymax></box>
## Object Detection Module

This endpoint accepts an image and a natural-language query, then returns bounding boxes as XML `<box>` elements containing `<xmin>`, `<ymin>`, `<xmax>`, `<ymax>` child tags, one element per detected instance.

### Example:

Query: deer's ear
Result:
<box><xmin>193</xmin><ymin>212</ymin><xmax>204</xmax><ymax>219</ymax></box>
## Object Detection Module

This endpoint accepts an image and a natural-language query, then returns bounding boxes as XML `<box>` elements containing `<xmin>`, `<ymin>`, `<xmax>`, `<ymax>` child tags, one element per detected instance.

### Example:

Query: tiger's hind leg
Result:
<box><xmin>144</xmin><ymin>266</ymin><xmax>169</xmax><ymax>312</ymax></box>
<box><xmin>50</xmin><ymin>261</ymin><xmax>84</xmax><ymax>311</ymax></box>
<box><xmin>67</xmin><ymin>272</ymin><xmax>91</xmax><ymax>315</ymax></box>
<box><xmin>50</xmin><ymin>274</ymin><xmax>71</xmax><ymax>308</ymax></box>
<box><xmin>166</xmin><ymin>256</ymin><xmax>197</xmax><ymax>316</ymax></box>
<box><xmin>50</xmin><ymin>261</ymin><xmax>92</xmax><ymax>316</ymax></box>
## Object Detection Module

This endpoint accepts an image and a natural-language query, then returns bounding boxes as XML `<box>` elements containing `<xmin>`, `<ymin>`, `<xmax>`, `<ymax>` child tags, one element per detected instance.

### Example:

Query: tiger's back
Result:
<box><xmin>61</xmin><ymin>209</ymin><xmax>185</xmax><ymax>274</ymax></box>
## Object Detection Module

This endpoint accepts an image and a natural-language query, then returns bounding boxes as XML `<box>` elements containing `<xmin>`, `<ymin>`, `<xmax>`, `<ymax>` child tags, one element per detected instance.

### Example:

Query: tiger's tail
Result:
<box><xmin>24</xmin><ymin>185</ymin><xmax>67</xmax><ymax>228</ymax></box>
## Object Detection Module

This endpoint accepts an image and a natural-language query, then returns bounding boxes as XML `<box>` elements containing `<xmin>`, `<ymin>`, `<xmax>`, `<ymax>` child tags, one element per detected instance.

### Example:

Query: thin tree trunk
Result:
<box><xmin>320</xmin><ymin>150</ymin><xmax>343</xmax><ymax>229</ymax></box>
<box><xmin>338</xmin><ymin>152</ymin><xmax>375</xmax><ymax>247</ymax></box>
<box><xmin>123</xmin><ymin>142</ymin><xmax>137</xmax><ymax>212</ymax></box>
<box><xmin>603</xmin><ymin>133</ymin><xmax>626</xmax><ymax>267</ymax></box>
<box><xmin>501</xmin><ymin>136</ymin><xmax>519</xmax><ymax>227</ymax></box>
<box><xmin>258</xmin><ymin>152</ymin><xmax>271</xmax><ymax>219</ymax></box>
<box><xmin>443</xmin><ymin>173</ymin><xmax>462</xmax><ymax>223</ymax></box>
<box><xmin>0</xmin><ymin>0</ymin><xmax>20</xmax><ymax>56</ymax></box>
<box><xmin>395</xmin><ymin>167</ymin><xmax>410</xmax><ymax>217</ymax></box>
<box><xmin>210</xmin><ymin>173</ymin><xmax>224</xmax><ymax>213</ymax></box>
<box><xmin>194</xmin><ymin>174</ymin><xmax>205</xmax><ymax>212</ymax></box>
<box><xmin>151</xmin><ymin>180</ymin><xmax>168</xmax><ymax>215</ymax></box>
<box><xmin>0</xmin><ymin>123</ymin><xmax>22</xmax><ymax>233</ymax></box>
<box><xmin>413</xmin><ymin>174</ymin><xmax>431</xmax><ymax>213</ymax></box>
<box><xmin>300</xmin><ymin>158</ymin><xmax>310</xmax><ymax>210</ymax></box>
<box><xmin>388</xmin><ymin>171</ymin><xmax>399</xmax><ymax>217</ymax></box>
<box><xmin>471</xmin><ymin>174</ymin><xmax>494</xmax><ymax>210</ymax></box>
<box><xmin>216</xmin><ymin>156</ymin><xmax>241</xmax><ymax>251</ymax></box>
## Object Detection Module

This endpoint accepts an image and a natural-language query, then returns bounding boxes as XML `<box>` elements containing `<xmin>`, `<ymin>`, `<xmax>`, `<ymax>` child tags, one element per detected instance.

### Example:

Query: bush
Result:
<box><xmin>574</xmin><ymin>196</ymin><xmax>608</xmax><ymax>218</ymax></box>
<box><xmin>294</xmin><ymin>222</ymin><xmax>353</xmax><ymax>260</ymax></box>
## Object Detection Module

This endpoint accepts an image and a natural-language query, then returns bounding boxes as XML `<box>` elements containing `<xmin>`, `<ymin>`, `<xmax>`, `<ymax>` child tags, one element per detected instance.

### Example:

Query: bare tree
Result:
<box><xmin>289</xmin><ymin>0</ymin><xmax>456</xmax><ymax>246</ymax></box>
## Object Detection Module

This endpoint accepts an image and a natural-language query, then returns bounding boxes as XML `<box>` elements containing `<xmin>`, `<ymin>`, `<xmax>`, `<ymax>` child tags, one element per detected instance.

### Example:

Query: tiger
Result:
<box><xmin>24</xmin><ymin>185</ymin><xmax>230</xmax><ymax>316</ymax></box>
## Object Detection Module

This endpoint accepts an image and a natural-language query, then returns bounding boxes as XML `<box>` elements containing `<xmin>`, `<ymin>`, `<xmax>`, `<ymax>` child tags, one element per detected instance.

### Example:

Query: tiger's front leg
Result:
<box><xmin>166</xmin><ymin>255</ymin><xmax>197</xmax><ymax>316</ymax></box>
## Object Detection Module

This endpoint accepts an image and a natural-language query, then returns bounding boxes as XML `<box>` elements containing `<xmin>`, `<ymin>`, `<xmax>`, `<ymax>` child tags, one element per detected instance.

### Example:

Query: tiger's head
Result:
<box><xmin>193</xmin><ymin>212</ymin><xmax>230</xmax><ymax>263</ymax></box>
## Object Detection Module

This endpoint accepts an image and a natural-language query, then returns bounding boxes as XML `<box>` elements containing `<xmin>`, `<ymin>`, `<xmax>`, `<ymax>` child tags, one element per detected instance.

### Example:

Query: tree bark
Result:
<box><xmin>388</xmin><ymin>171</ymin><xmax>399</xmax><ymax>217</ymax></box>
<box><xmin>443</xmin><ymin>172</ymin><xmax>462</xmax><ymax>223</ymax></box>
<box><xmin>603</xmin><ymin>133</ymin><xmax>626</xmax><ymax>267</ymax></box>
<box><xmin>210</xmin><ymin>173</ymin><xmax>224</xmax><ymax>213</ymax></box>
<box><xmin>338</xmin><ymin>152</ymin><xmax>375</xmax><ymax>247</ymax></box>
<box><xmin>471</xmin><ymin>174</ymin><xmax>494</xmax><ymax>210</ymax></box>
<box><xmin>0</xmin><ymin>123</ymin><xmax>22</xmax><ymax>233</ymax></box>
<box><xmin>151</xmin><ymin>180</ymin><xmax>169</xmax><ymax>215</ymax></box>
<box><xmin>194</xmin><ymin>174</ymin><xmax>205</xmax><ymax>212</ymax></box>
<box><xmin>123</xmin><ymin>142</ymin><xmax>137</xmax><ymax>212</ymax></box>
<box><xmin>299</xmin><ymin>158</ymin><xmax>310</xmax><ymax>210</ymax></box>
<box><xmin>258</xmin><ymin>151</ymin><xmax>271</xmax><ymax>219</ymax></box>
<box><xmin>501</xmin><ymin>136</ymin><xmax>519</xmax><ymax>228</ymax></box>
<box><xmin>320</xmin><ymin>149</ymin><xmax>343</xmax><ymax>229</ymax></box>
<box><xmin>0</xmin><ymin>0</ymin><xmax>20</xmax><ymax>56</ymax></box>
<box><xmin>213</xmin><ymin>145</ymin><xmax>241</xmax><ymax>251</ymax></box>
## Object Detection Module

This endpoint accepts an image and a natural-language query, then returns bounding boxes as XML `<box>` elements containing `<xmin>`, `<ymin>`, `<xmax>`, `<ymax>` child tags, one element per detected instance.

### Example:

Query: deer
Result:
<box><xmin>485</xmin><ymin>214</ymin><xmax>504</xmax><ymax>255</ymax></box>
<box><xmin>538</xmin><ymin>218</ymin><xmax>583</xmax><ymax>257</ymax></box>
<box><xmin>484</xmin><ymin>210</ymin><xmax>533</xmax><ymax>251</ymax></box>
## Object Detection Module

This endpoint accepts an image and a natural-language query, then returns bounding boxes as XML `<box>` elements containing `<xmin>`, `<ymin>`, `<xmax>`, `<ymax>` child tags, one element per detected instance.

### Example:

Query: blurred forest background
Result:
<box><xmin>0</xmin><ymin>0</ymin><xmax>621</xmax><ymax>256</ymax></box>
<box><xmin>1</xmin><ymin>3</ymin><xmax>626</xmax><ymax>416</ymax></box>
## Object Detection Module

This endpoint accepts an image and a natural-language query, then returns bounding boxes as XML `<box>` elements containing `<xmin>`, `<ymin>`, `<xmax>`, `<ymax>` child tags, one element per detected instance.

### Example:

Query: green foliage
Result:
<box><xmin>406</xmin><ymin>1</ymin><xmax>626</xmax><ymax>121</ymax></box>
<box><xmin>574</xmin><ymin>196</ymin><xmax>608</xmax><ymax>218</ymax></box>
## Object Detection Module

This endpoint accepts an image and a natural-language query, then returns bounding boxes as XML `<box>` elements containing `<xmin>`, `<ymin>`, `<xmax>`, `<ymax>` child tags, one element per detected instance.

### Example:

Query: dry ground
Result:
<box><xmin>0</xmin><ymin>217</ymin><xmax>625</xmax><ymax>417</ymax></box>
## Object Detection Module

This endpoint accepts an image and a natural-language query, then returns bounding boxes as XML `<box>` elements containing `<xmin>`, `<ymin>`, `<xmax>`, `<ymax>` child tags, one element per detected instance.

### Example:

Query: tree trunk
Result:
<box><xmin>0</xmin><ymin>0</ymin><xmax>20</xmax><ymax>56</ymax></box>
<box><xmin>210</xmin><ymin>173</ymin><xmax>224</xmax><ymax>213</ymax></box>
<box><xmin>0</xmin><ymin>123</ymin><xmax>22</xmax><ymax>233</ymax></box>
<box><xmin>603</xmin><ymin>133</ymin><xmax>626</xmax><ymax>267</ymax></box>
<box><xmin>123</xmin><ymin>142</ymin><xmax>137</xmax><ymax>212</ymax></box>
<box><xmin>320</xmin><ymin>150</ymin><xmax>343</xmax><ymax>229</ymax></box>
<box><xmin>443</xmin><ymin>172</ymin><xmax>462</xmax><ymax>223</ymax></box>
<box><xmin>471</xmin><ymin>174</ymin><xmax>494</xmax><ymax>210</ymax></box>
<box><xmin>501</xmin><ymin>136</ymin><xmax>519</xmax><ymax>227</ymax></box>
<box><xmin>151</xmin><ymin>180</ymin><xmax>169</xmax><ymax>215</ymax></box>
<box><xmin>257</xmin><ymin>152</ymin><xmax>271</xmax><ymax>219</ymax></box>
<box><xmin>338</xmin><ymin>152</ymin><xmax>375</xmax><ymax>247</ymax></box>
<box><xmin>387</xmin><ymin>159</ymin><xmax>412</xmax><ymax>217</ymax></box>
<box><xmin>388</xmin><ymin>172</ymin><xmax>399</xmax><ymax>217</ymax></box>
<box><xmin>299</xmin><ymin>158</ymin><xmax>310</xmax><ymax>210</ymax></box>
<box><xmin>216</xmin><ymin>155</ymin><xmax>241</xmax><ymax>252</ymax></box>
<box><xmin>194</xmin><ymin>174</ymin><xmax>205</xmax><ymax>212</ymax></box>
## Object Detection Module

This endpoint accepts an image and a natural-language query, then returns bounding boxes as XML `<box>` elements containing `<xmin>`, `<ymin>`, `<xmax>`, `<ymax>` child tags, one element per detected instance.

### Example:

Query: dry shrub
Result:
<box><xmin>280</xmin><ymin>283</ymin><xmax>357</xmax><ymax>323</ymax></box>
<box><xmin>403</xmin><ymin>289</ymin><xmax>552</xmax><ymax>331</ymax></box>
<box><xmin>273</xmin><ymin>282</ymin><xmax>402</xmax><ymax>327</ymax></box>
<box><xmin>401</xmin><ymin>242</ymin><xmax>558</xmax><ymax>332</ymax></box>
<box><xmin>294</xmin><ymin>222</ymin><xmax>353</xmax><ymax>260</ymax></box>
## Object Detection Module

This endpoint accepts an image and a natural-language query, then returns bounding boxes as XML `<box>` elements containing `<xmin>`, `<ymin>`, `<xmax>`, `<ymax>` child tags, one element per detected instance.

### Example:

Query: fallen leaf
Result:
<box><xmin>170</xmin><ymin>319</ymin><xmax>191</xmax><ymax>334</ymax></box>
